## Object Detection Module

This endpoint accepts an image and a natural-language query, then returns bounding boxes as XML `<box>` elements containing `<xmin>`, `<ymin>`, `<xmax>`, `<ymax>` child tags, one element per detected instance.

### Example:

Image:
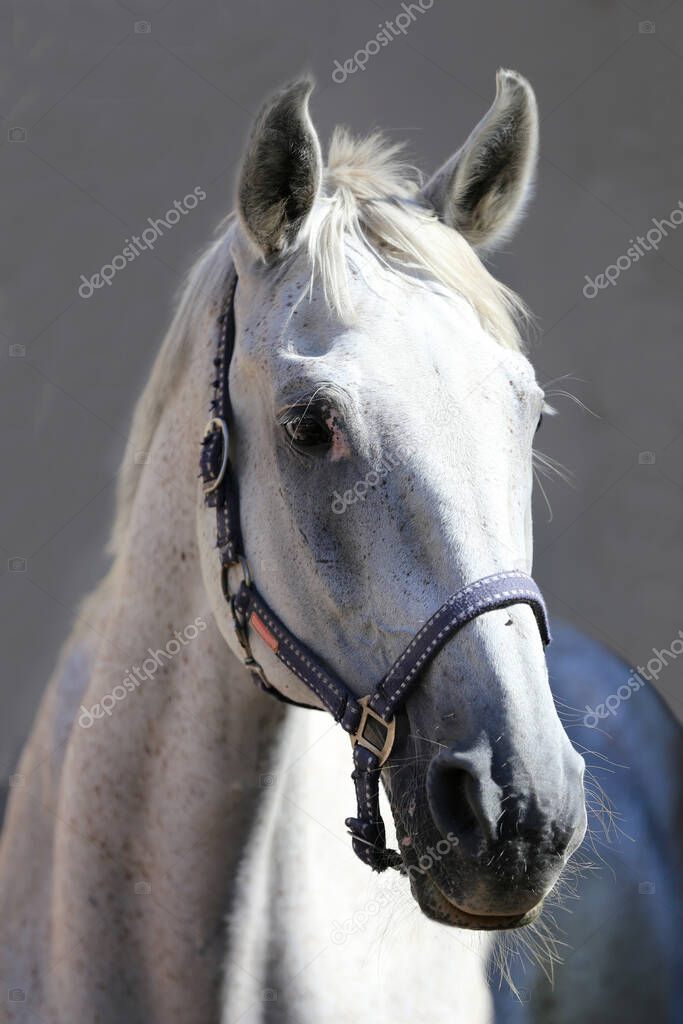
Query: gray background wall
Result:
<box><xmin>2</xmin><ymin>0</ymin><xmax>682</xmax><ymax>776</ymax></box>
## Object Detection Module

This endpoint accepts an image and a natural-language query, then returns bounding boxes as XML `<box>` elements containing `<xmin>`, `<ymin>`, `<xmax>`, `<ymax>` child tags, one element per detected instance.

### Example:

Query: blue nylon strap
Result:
<box><xmin>233</xmin><ymin>582</ymin><xmax>363</xmax><ymax>734</ymax></box>
<box><xmin>370</xmin><ymin>570</ymin><xmax>550</xmax><ymax>721</ymax></box>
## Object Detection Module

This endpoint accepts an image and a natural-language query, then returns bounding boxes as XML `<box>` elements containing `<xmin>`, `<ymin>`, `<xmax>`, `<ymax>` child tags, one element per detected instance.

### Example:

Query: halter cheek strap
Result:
<box><xmin>200</xmin><ymin>268</ymin><xmax>551</xmax><ymax>873</ymax></box>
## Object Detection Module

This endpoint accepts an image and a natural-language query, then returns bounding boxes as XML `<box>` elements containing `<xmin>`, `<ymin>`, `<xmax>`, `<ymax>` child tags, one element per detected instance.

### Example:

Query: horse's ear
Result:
<box><xmin>237</xmin><ymin>78</ymin><xmax>322</xmax><ymax>260</ymax></box>
<box><xmin>421</xmin><ymin>69</ymin><xmax>538</xmax><ymax>252</ymax></box>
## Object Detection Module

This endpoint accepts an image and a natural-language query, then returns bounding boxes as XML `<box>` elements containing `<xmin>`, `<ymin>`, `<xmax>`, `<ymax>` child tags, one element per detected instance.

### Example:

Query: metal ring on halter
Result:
<box><xmin>237</xmin><ymin>554</ymin><xmax>252</xmax><ymax>588</ymax></box>
<box><xmin>202</xmin><ymin>417</ymin><xmax>229</xmax><ymax>495</ymax></box>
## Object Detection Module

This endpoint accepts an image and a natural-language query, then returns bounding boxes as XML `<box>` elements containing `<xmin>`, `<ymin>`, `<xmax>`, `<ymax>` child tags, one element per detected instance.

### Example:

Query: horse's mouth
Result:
<box><xmin>418</xmin><ymin>873</ymin><xmax>543</xmax><ymax>931</ymax></box>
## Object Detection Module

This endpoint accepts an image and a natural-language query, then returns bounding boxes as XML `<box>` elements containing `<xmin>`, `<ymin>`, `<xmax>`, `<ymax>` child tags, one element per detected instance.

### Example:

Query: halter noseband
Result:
<box><xmin>200</xmin><ymin>268</ymin><xmax>551</xmax><ymax>873</ymax></box>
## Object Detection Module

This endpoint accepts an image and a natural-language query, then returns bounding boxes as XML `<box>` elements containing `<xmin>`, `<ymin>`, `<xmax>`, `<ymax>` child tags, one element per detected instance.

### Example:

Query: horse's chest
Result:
<box><xmin>222</xmin><ymin>710</ymin><xmax>494</xmax><ymax>1024</ymax></box>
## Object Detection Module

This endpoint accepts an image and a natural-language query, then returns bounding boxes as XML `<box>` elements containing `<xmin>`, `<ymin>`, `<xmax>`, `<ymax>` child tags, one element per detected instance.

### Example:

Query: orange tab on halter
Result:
<box><xmin>250</xmin><ymin>612</ymin><xmax>279</xmax><ymax>653</ymax></box>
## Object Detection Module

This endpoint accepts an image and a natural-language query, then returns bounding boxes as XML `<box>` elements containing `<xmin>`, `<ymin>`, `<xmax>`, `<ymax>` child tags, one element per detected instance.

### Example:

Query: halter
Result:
<box><xmin>200</xmin><ymin>268</ymin><xmax>551</xmax><ymax>873</ymax></box>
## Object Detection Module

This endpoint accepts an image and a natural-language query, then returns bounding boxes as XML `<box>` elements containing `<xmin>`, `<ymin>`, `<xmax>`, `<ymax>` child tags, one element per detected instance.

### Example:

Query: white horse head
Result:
<box><xmin>198</xmin><ymin>72</ymin><xmax>586</xmax><ymax>930</ymax></box>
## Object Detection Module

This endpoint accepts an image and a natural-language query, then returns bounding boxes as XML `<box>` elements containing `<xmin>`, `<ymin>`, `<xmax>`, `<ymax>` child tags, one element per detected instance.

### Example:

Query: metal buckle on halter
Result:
<box><xmin>350</xmin><ymin>696</ymin><xmax>396</xmax><ymax>767</ymax></box>
<box><xmin>202</xmin><ymin>417</ymin><xmax>229</xmax><ymax>495</ymax></box>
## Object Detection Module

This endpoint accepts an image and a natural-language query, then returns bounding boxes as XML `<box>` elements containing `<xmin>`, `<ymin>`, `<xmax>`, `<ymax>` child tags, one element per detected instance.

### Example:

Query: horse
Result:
<box><xmin>1</xmin><ymin>70</ymin><xmax>681</xmax><ymax>1024</ymax></box>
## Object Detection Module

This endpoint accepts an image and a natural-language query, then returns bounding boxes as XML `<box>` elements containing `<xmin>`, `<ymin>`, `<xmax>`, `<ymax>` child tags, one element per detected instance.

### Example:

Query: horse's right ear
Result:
<box><xmin>237</xmin><ymin>78</ymin><xmax>322</xmax><ymax>260</ymax></box>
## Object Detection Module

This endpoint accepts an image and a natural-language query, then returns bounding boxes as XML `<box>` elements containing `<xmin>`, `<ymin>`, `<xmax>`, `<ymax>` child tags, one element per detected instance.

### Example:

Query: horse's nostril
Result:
<box><xmin>427</xmin><ymin>751</ymin><xmax>499</xmax><ymax>846</ymax></box>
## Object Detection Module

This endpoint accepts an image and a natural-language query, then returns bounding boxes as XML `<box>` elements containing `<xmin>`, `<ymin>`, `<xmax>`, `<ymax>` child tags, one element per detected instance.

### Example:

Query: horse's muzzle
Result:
<box><xmin>418</xmin><ymin>742</ymin><xmax>587</xmax><ymax>919</ymax></box>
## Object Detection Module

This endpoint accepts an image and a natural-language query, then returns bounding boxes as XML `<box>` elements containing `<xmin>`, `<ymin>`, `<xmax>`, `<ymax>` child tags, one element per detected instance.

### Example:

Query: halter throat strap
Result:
<box><xmin>200</xmin><ymin>267</ymin><xmax>551</xmax><ymax>873</ymax></box>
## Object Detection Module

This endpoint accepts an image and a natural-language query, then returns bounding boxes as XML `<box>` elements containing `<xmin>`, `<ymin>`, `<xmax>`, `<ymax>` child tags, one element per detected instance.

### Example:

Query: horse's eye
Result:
<box><xmin>535</xmin><ymin>413</ymin><xmax>543</xmax><ymax>434</ymax></box>
<box><xmin>283</xmin><ymin>407</ymin><xmax>332</xmax><ymax>451</ymax></box>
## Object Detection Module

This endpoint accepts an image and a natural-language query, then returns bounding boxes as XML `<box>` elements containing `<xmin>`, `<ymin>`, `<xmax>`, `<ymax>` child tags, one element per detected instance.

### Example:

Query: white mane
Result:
<box><xmin>311</xmin><ymin>128</ymin><xmax>527</xmax><ymax>347</ymax></box>
<box><xmin>110</xmin><ymin>130</ymin><xmax>527</xmax><ymax>553</ymax></box>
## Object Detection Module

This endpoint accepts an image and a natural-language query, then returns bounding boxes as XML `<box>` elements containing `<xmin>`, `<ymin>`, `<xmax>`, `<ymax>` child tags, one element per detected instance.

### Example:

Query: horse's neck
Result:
<box><xmin>0</xmin><ymin>332</ymin><xmax>285</xmax><ymax>1023</ymax></box>
<box><xmin>223</xmin><ymin>708</ymin><xmax>495</xmax><ymax>1024</ymax></box>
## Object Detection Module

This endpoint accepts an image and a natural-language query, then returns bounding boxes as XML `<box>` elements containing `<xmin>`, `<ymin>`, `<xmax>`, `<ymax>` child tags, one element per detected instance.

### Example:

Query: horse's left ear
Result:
<box><xmin>237</xmin><ymin>77</ymin><xmax>323</xmax><ymax>260</ymax></box>
<box><xmin>421</xmin><ymin>69</ymin><xmax>538</xmax><ymax>252</ymax></box>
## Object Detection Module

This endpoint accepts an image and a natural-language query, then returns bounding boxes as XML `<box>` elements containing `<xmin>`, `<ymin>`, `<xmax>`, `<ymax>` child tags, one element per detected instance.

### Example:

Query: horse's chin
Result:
<box><xmin>412</xmin><ymin>872</ymin><xmax>544</xmax><ymax>931</ymax></box>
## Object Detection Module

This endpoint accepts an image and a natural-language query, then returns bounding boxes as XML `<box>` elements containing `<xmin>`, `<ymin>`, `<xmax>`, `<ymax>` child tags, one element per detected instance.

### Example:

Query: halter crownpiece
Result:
<box><xmin>200</xmin><ymin>267</ymin><xmax>551</xmax><ymax>873</ymax></box>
